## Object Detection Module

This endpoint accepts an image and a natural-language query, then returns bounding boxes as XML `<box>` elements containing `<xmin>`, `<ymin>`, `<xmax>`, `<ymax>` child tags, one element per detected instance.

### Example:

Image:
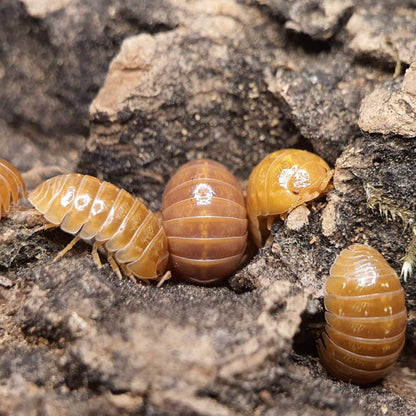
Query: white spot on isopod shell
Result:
<box><xmin>193</xmin><ymin>183</ymin><xmax>215</xmax><ymax>206</ymax></box>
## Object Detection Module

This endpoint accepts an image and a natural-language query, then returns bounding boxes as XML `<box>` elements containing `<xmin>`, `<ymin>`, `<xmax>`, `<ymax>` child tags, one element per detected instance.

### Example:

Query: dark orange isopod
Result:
<box><xmin>162</xmin><ymin>159</ymin><xmax>247</xmax><ymax>284</ymax></box>
<box><xmin>28</xmin><ymin>173</ymin><xmax>169</xmax><ymax>283</ymax></box>
<box><xmin>317</xmin><ymin>243</ymin><xmax>407</xmax><ymax>384</ymax></box>
<box><xmin>0</xmin><ymin>158</ymin><xmax>26</xmax><ymax>218</ymax></box>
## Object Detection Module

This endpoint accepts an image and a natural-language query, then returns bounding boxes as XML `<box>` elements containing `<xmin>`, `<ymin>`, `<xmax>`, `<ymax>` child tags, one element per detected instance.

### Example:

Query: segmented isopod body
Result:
<box><xmin>247</xmin><ymin>149</ymin><xmax>332</xmax><ymax>247</ymax></box>
<box><xmin>162</xmin><ymin>159</ymin><xmax>247</xmax><ymax>284</ymax></box>
<box><xmin>317</xmin><ymin>244</ymin><xmax>407</xmax><ymax>385</ymax></box>
<box><xmin>0</xmin><ymin>158</ymin><xmax>26</xmax><ymax>218</ymax></box>
<box><xmin>28</xmin><ymin>174</ymin><xmax>169</xmax><ymax>283</ymax></box>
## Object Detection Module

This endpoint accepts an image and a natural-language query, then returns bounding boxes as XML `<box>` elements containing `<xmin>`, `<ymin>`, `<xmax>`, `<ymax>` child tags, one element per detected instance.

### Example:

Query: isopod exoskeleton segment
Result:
<box><xmin>246</xmin><ymin>149</ymin><xmax>332</xmax><ymax>247</ymax></box>
<box><xmin>317</xmin><ymin>243</ymin><xmax>407</xmax><ymax>385</ymax></box>
<box><xmin>162</xmin><ymin>159</ymin><xmax>247</xmax><ymax>284</ymax></box>
<box><xmin>0</xmin><ymin>158</ymin><xmax>26</xmax><ymax>218</ymax></box>
<box><xmin>28</xmin><ymin>173</ymin><xmax>169</xmax><ymax>283</ymax></box>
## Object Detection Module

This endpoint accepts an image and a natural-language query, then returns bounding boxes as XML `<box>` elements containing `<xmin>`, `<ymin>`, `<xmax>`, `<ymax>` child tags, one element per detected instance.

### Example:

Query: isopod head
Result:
<box><xmin>162</xmin><ymin>159</ymin><xmax>247</xmax><ymax>284</ymax></box>
<box><xmin>317</xmin><ymin>243</ymin><xmax>407</xmax><ymax>385</ymax></box>
<box><xmin>247</xmin><ymin>149</ymin><xmax>332</xmax><ymax>247</ymax></box>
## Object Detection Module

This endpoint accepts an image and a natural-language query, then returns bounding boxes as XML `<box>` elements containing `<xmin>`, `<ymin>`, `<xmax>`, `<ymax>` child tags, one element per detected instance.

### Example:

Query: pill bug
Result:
<box><xmin>0</xmin><ymin>158</ymin><xmax>26</xmax><ymax>218</ymax></box>
<box><xmin>28</xmin><ymin>173</ymin><xmax>169</xmax><ymax>283</ymax></box>
<box><xmin>317</xmin><ymin>243</ymin><xmax>407</xmax><ymax>385</ymax></box>
<box><xmin>246</xmin><ymin>149</ymin><xmax>332</xmax><ymax>247</ymax></box>
<box><xmin>162</xmin><ymin>159</ymin><xmax>247</xmax><ymax>284</ymax></box>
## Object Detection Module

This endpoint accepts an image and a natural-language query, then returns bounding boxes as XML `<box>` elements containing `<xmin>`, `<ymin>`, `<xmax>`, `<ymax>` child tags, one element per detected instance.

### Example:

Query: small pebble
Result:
<box><xmin>0</xmin><ymin>275</ymin><xmax>15</xmax><ymax>288</ymax></box>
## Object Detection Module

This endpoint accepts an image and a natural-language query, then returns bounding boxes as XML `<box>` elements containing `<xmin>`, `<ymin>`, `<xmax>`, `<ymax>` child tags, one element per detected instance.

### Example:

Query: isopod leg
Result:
<box><xmin>33</xmin><ymin>222</ymin><xmax>59</xmax><ymax>233</ymax></box>
<box><xmin>266</xmin><ymin>216</ymin><xmax>275</xmax><ymax>230</ymax></box>
<box><xmin>107</xmin><ymin>251</ymin><xmax>123</xmax><ymax>280</ymax></box>
<box><xmin>120</xmin><ymin>264</ymin><xmax>150</xmax><ymax>285</ymax></box>
<box><xmin>119</xmin><ymin>263</ymin><xmax>144</xmax><ymax>284</ymax></box>
<box><xmin>91</xmin><ymin>241</ymin><xmax>105</xmax><ymax>268</ymax></box>
<box><xmin>156</xmin><ymin>270</ymin><xmax>171</xmax><ymax>287</ymax></box>
<box><xmin>54</xmin><ymin>234</ymin><xmax>81</xmax><ymax>261</ymax></box>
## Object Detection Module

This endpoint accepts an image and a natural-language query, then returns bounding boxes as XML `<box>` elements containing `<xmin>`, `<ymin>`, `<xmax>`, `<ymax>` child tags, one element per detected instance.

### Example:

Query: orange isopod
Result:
<box><xmin>247</xmin><ymin>149</ymin><xmax>332</xmax><ymax>247</ymax></box>
<box><xmin>317</xmin><ymin>243</ymin><xmax>407</xmax><ymax>385</ymax></box>
<box><xmin>0</xmin><ymin>158</ymin><xmax>26</xmax><ymax>218</ymax></box>
<box><xmin>162</xmin><ymin>159</ymin><xmax>247</xmax><ymax>284</ymax></box>
<box><xmin>28</xmin><ymin>173</ymin><xmax>169</xmax><ymax>283</ymax></box>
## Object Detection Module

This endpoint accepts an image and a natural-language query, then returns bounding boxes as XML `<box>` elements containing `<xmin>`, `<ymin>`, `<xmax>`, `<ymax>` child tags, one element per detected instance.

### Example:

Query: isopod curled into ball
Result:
<box><xmin>317</xmin><ymin>243</ymin><xmax>407</xmax><ymax>385</ymax></box>
<box><xmin>28</xmin><ymin>173</ymin><xmax>169</xmax><ymax>283</ymax></box>
<box><xmin>0</xmin><ymin>158</ymin><xmax>26</xmax><ymax>218</ymax></box>
<box><xmin>247</xmin><ymin>149</ymin><xmax>332</xmax><ymax>247</ymax></box>
<box><xmin>162</xmin><ymin>159</ymin><xmax>247</xmax><ymax>284</ymax></box>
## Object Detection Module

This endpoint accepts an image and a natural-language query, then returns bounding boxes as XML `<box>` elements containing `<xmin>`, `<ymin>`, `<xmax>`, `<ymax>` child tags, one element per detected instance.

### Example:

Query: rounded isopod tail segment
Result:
<box><xmin>0</xmin><ymin>158</ymin><xmax>26</xmax><ymax>218</ymax></box>
<box><xmin>317</xmin><ymin>243</ymin><xmax>407</xmax><ymax>385</ymax></box>
<box><xmin>247</xmin><ymin>149</ymin><xmax>333</xmax><ymax>248</ymax></box>
<box><xmin>162</xmin><ymin>159</ymin><xmax>247</xmax><ymax>285</ymax></box>
<box><xmin>28</xmin><ymin>173</ymin><xmax>169</xmax><ymax>284</ymax></box>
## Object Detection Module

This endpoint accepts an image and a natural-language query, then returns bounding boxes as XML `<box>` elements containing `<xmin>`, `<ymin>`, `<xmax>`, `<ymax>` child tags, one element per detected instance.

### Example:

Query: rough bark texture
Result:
<box><xmin>0</xmin><ymin>0</ymin><xmax>415</xmax><ymax>415</ymax></box>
